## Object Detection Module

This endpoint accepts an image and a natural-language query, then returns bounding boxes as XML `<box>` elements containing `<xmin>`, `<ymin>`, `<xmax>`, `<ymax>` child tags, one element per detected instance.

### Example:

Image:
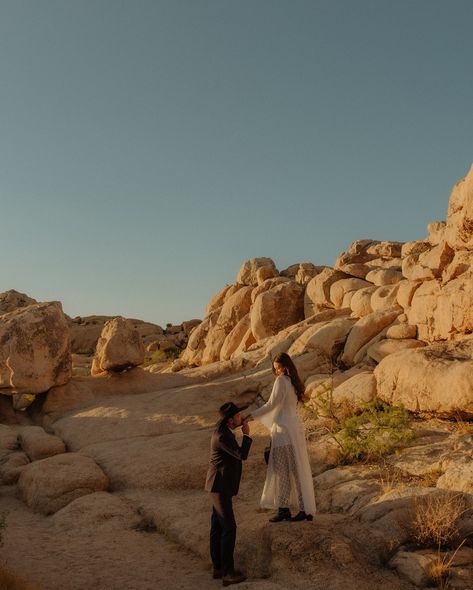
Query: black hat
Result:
<box><xmin>218</xmin><ymin>401</ymin><xmax>248</xmax><ymax>425</ymax></box>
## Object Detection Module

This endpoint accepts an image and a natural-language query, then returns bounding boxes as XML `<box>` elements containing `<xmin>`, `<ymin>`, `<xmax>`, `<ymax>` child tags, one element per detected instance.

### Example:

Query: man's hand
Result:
<box><xmin>241</xmin><ymin>419</ymin><xmax>250</xmax><ymax>436</ymax></box>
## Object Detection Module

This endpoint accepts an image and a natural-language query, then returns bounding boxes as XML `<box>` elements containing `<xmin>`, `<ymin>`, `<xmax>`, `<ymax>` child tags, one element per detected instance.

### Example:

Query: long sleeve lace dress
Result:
<box><xmin>251</xmin><ymin>375</ymin><xmax>316</xmax><ymax>515</ymax></box>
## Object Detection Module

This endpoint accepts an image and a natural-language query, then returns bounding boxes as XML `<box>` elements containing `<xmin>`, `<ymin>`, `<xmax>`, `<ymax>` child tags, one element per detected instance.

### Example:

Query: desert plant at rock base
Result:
<box><xmin>331</xmin><ymin>399</ymin><xmax>415</xmax><ymax>463</ymax></box>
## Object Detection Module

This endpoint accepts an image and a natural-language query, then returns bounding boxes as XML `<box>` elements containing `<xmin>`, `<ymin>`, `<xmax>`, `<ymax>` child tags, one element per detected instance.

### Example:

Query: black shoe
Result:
<box><xmin>291</xmin><ymin>511</ymin><xmax>313</xmax><ymax>522</ymax></box>
<box><xmin>269</xmin><ymin>507</ymin><xmax>291</xmax><ymax>522</ymax></box>
<box><xmin>213</xmin><ymin>568</ymin><xmax>223</xmax><ymax>579</ymax></box>
<box><xmin>222</xmin><ymin>571</ymin><xmax>246</xmax><ymax>586</ymax></box>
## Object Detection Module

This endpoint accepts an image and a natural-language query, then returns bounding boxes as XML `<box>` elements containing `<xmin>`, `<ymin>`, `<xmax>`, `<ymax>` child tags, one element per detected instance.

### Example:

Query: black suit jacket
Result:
<box><xmin>205</xmin><ymin>423</ymin><xmax>252</xmax><ymax>496</ymax></box>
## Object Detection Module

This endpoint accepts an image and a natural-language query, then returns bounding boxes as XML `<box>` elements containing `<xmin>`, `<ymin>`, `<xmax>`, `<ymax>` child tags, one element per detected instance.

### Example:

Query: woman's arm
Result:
<box><xmin>248</xmin><ymin>376</ymin><xmax>285</xmax><ymax>420</ymax></box>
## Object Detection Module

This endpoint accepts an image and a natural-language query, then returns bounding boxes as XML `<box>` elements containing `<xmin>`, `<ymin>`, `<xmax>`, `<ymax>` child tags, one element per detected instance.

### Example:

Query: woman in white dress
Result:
<box><xmin>246</xmin><ymin>352</ymin><xmax>316</xmax><ymax>522</ymax></box>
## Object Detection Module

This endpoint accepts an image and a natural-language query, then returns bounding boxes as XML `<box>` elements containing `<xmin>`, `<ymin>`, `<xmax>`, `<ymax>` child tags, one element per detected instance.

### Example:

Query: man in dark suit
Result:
<box><xmin>205</xmin><ymin>401</ymin><xmax>252</xmax><ymax>587</ymax></box>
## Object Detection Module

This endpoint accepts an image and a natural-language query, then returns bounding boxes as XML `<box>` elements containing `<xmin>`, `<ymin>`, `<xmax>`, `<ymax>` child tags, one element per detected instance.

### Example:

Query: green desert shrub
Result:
<box><xmin>332</xmin><ymin>399</ymin><xmax>415</xmax><ymax>463</ymax></box>
<box><xmin>142</xmin><ymin>347</ymin><xmax>181</xmax><ymax>367</ymax></box>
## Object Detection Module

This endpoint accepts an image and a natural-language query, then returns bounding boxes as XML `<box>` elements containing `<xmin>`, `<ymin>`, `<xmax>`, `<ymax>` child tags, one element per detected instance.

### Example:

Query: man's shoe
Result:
<box><xmin>291</xmin><ymin>511</ymin><xmax>313</xmax><ymax>522</ymax></box>
<box><xmin>269</xmin><ymin>507</ymin><xmax>291</xmax><ymax>522</ymax></box>
<box><xmin>213</xmin><ymin>568</ymin><xmax>223</xmax><ymax>579</ymax></box>
<box><xmin>222</xmin><ymin>571</ymin><xmax>247</xmax><ymax>586</ymax></box>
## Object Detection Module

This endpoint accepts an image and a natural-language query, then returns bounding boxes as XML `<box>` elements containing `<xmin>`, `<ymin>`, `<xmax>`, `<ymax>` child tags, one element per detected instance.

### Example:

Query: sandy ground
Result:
<box><xmin>0</xmin><ymin>368</ymin><xmax>415</xmax><ymax>590</ymax></box>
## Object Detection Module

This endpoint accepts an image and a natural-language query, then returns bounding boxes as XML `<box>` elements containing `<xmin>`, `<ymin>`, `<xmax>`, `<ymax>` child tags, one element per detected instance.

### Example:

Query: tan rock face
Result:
<box><xmin>91</xmin><ymin>317</ymin><xmax>145</xmax><ymax>375</ymax></box>
<box><xmin>427</xmin><ymin>220</ymin><xmax>446</xmax><ymax>246</ymax></box>
<box><xmin>442</xmin><ymin>250</ymin><xmax>473</xmax><ymax>283</ymax></box>
<box><xmin>0</xmin><ymin>290</ymin><xmax>37</xmax><ymax>315</ymax></box>
<box><xmin>367</xmin><ymin>338</ymin><xmax>425</xmax><ymax>363</ymax></box>
<box><xmin>255</xmin><ymin>265</ymin><xmax>277</xmax><ymax>285</ymax></box>
<box><xmin>350</xmin><ymin>286</ymin><xmax>377</xmax><ymax>317</ymax></box>
<box><xmin>445</xmin><ymin>163</ymin><xmax>473</xmax><ymax>250</ymax></box>
<box><xmin>408</xmin><ymin>273</ymin><xmax>473</xmax><ymax>341</ymax></box>
<box><xmin>335</xmin><ymin>240</ymin><xmax>379</xmax><ymax>267</ymax></box>
<box><xmin>294</xmin><ymin>263</ymin><xmax>326</xmax><ymax>285</ymax></box>
<box><xmin>365</xmin><ymin>268</ymin><xmax>403</xmax><ymax>286</ymax></box>
<box><xmin>341</xmin><ymin>308</ymin><xmax>402</xmax><ymax>366</ymax></box>
<box><xmin>304</xmin><ymin>268</ymin><xmax>349</xmax><ymax>317</ymax></box>
<box><xmin>370</xmin><ymin>284</ymin><xmax>400</xmax><ymax>312</ymax></box>
<box><xmin>206</xmin><ymin>285</ymin><xmax>232</xmax><ymax>314</ymax></box>
<box><xmin>374</xmin><ymin>337</ymin><xmax>473</xmax><ymax>417</ymax></box>
<box><xmin>337</xmin><ymin>263</ymin><xmax>371</xmax><ymax>279</ymax></box>
<box><xmin>19</xmin><ymin>426</ymin><xmax>65</xmax><ymax>461</ymax></box>
<box><xmin>331</xmin><ymin>372</ymin><xmax>377</xmax><ymax>408</ymax></box>
<box><xmin>386</xmin><ymin>323</ymin><xmax>417</xmax><ymax>339</ymax></box>
<box><xmin>219</xmin><ymin>314</ymin><xmax>251</xmax><ymax>361</ymax></box>
<box><xmin>236</xmin><ymin>257</ymin><xmax>277</xmax><ymax>286</ymax></box>
<box><xmin>251</xmin><ymin>281</ymin><xmax>304</xmax><ymax>341</ymax></box>
<box><xmin>288</xmin><ymin>316</ymin><xmax>355</xmax><ymax>359</ymax></box>
<box><xmin>250</xmin><ymin>277</ymin><xmax>290</xmax><ymax>304</ymax></box>
<box><xmin>330</xmin><ymin>278</ymin><xmax>371</xmax><ymax>308</ymax></box>
<box><xmin>0</xmin><ymin>301</ymin><xmax>71</xmax><ymax>396</ymax></box>
<box><xmin>18</xmin><ymin>452</ymin><xmax>109</xmax><ymax>514</ymax></box>
<box><xmin>396</xmin><ymin>280</ymin><xmax>421</xmax><ymax>310</ymax></box>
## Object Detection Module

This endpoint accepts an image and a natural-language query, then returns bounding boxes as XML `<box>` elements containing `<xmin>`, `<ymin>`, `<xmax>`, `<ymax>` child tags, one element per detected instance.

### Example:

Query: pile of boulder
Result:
<box><xmin>179</xmin><ymin>163</ymin><xmax>473</xmax><ymax>419</ymax></box>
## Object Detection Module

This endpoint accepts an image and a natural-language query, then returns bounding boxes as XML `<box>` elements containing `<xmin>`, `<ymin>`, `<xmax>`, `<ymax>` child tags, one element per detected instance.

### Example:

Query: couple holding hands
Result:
<box><xmin>205</xmin><ymin>352</ymin><xmax>316</xmax><ymax>587</ymax></box>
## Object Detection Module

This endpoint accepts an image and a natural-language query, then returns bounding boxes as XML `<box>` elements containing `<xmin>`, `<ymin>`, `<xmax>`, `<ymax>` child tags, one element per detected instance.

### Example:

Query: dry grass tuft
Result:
<box><xmin>377</xmin><ymin>462</ymin><xmax>405</xmax><ymax>494</ymax></box>
<box><xmin>419</xmin><ymin>468</ymin><xmax>444</xmax><ymax>488</ymax></box>
<box><xmin>427</xmin><ymin>540</ymin><xmax>467</xmax><ymax>590</ymax></box>
<box><xmin>412</xmin><ymin>492</ymin><xmax>467</xmax><ymax>548</ymax></box>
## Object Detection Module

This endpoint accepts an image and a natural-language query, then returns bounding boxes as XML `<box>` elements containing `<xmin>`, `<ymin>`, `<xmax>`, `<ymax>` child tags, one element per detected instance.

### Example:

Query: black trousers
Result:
<box><xmin>210</xmin><ymin>493</ymin><xmax>236</xmax><ymax>575</ymax></box>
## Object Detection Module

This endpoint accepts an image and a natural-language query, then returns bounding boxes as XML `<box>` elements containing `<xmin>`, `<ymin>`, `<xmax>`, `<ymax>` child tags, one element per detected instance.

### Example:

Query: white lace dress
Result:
<box><xmin>251</xmin><ymin>375</ymin><xmax>316</xmax><ymax>515</ymax></box>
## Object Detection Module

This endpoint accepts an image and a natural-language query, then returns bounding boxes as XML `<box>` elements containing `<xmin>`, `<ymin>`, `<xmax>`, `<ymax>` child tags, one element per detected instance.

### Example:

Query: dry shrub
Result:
<box><xmin>412</xmin><ymin>492</ymin><xmax>467</xmax><ymax>548</ymax></box>
<box><xmin>427</xmin><ymin>540</ymin><xmax>467</xmax><ymax>590</ymax></box>
<box><xmin>419</xmin><ymin>468</ymin><xmax>444</xmax><ymax>488</ymax></box>
<box><xmin>377</xmin><ymin>462</ymin><xmax>405</xmax><ymax>494</ymax></box>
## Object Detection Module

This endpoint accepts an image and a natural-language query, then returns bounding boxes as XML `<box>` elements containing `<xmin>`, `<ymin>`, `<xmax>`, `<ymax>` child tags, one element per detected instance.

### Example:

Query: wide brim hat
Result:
<box><xmin>217</xmin><ymin>401</ymin><xmax>249</xmax><ymax>425</ymax></box>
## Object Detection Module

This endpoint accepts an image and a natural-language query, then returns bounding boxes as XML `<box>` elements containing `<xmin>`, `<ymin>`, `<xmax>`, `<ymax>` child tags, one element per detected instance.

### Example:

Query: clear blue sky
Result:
<box><xmin>1</xmin><ymin>0</ymin><xmax>472</xmax><ymax>326</ymax></box>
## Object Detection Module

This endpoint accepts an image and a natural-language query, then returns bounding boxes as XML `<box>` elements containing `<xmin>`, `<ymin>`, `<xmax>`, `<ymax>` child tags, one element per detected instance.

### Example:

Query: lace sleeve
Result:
<box><xmin>251</xmin><ymin>376</ymin><xmax>285</xmax><ymax>419</ymax></box>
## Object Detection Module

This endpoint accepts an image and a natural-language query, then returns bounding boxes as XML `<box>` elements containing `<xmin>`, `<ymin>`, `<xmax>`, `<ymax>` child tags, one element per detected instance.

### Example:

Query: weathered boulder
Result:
<box><xmin>350</xmin><ymin>286</ymin><xmax>377</xmax><ymax>318</ymax></box>
<box><xmin>250</xmin><ymin>277</ymin><xmax>290</xmax><ymax>303</ymax></box>
<box><xmin>201</xmin><ymin>287</ymin><xmax>254</xmax><ymax>363</ymax></box>
<box><xmin>0</xmin><ymin>290</ymin><xmax>37</xmax><ymax>315</ymax></box>
<box><xmin>18</xmin><ymin>452</ymin><xmax>109</xmax><ymax>515</ymax></box>
<box><xmin>335</xmin><ymin>240</ymin><xmax>379</xmax><ymax>267</ymax></box>
<box><xmin>91</xmin><ymin>317</ymin><xmax>145</xmax><ymax>375</ymax></box>
<box><xmin>427</xmin><ymin>220</ymin><xmax>446</xmax><ymax>246</ymax></box>
<box><xmin>0</xmin><ymin>451</ymin><xmax>29</xmax><ymax>484</ymax></box>
<box><xmin>442</xmin><ymin>250</ymin><xmax>473</xmax><ymax>283</ymax></box>
<box><xmin>329</xmin><ymin>278</ymin><xmax>371</xmax><ymax>308</ymax></box>
<box><xmin>0</xmin><ymin>301</ymin><xmax>71</xmax><ymax>396</ymax></box>
<box><xmin>401</xmin><ymin>240</ymin><xmax>430</xmax><ymax>259</ymax></box>
<box><xmin>304</xmin><ymin>268</ymin><xmax>349</xmax><ymax>317</ymax></box>
<box><xmin>367</xmin><ymin>338</ymin><xmax>425</xmax><ymax>363</ymax></box>
<box><xmin>236</xmin><ymin>257</ymin><xmax>277</xmax><ymax>286</ymax></box>
<box><xmin>19</xmin><ymin>426</ymin><xmax>66</xmax><ymax>461</ymax></box>
<box><xmin>294</xmin><ymin>263</ymin><xmax>326</xmax><ymax>285</ymax></box>
<box><xmin>220</xmin><ymin>314</ymin><xmax>251</xmax><ymax>361</ymax></box>
<box><xmin>386</xmin><ymin>323</ymin><xmax>417</xmax><ymax>339</ymax></box>
<box><xmin>396</xmin><ymin>279</ymin><xmax>422</xmax><ymax>310</ymax></box>
<box><xmin>408</xmin><ymin>273</ymin><xmax>473</xmax><ymax>341</ymax></box>
<box><xmin>365</xmin><ymin>268</ymin><xmax>403</xmax><ymax>286</ymax></box>
<box><xmin>337</xmin><ymin>263</ymin><xmax>371</xmax><ymax>279</ymax></box>
<box><xmin>206</xmin><ymin>285</ymin><xmax>233</xmax><ymax>314</ymax></box>
<box><xmin>255</xmin><ymin>265</ymin><xmax>277</xmax><ymax>285</ymax></box>
<box><xmin>371</xmin><ymin>285</ymin><xmax>400</xmax><ymax>312</ymax></box>
<box><xmin>445</xmin><ymin>163</ymin><xmax>473</xmax><ymax>251</ymax></box>
<box><xmin>341</xmin><ymin>308</ymin><xmax>402</xmax><ymax>366</ymax></box>
<box><xmin>375</xmin><ymin>338</ymin><xmax>473</xmax><ymax>417</ymax></box>
<box><xmin>288</xmin><ymin>316</ymin><xmax>355</xmax><ymax>359</ymax></box>
<box><xmin>251</xmin><ymin>281</ymin><xmax>304</xmax><ymax>341</ymax></box>
<box><xmin>331</xmin><ymin>372</ymin><xmax>377</xmax><ymax>408</ymax></box>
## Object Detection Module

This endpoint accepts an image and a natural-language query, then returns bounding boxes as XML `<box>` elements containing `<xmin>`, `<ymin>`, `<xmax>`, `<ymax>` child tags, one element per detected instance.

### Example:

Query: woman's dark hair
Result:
<box><xmin>272</xmin><ymin>352</ymin><xmax>305</xmax><ymax>402</ymax></box>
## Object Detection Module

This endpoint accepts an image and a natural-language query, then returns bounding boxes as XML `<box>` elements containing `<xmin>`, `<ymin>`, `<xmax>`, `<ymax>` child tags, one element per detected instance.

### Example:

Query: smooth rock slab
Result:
<box><xmin>19</xmin><ymin>425</ymin><xmax>66</xmax><ymax>461</ymax></box>
<box><xmin>18</xmin><ymin>452</ymin><xmax>109</xmax><ymax>514</ymax></box>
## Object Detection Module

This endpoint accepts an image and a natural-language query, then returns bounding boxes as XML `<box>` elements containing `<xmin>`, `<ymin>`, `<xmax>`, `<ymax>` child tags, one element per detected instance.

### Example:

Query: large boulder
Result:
<box><xmin>408</xmin><ymin>273</ymin><xmax>473</xmax><ymax>341</ymax></box>
<box><xmin>220</xmin><ymin>314</ymin><xmax>251</xmax><ymax>361</ymax></box>
<box><xmin>202</xmin><ymin>287</ymin><xmax>253</xmax><ymax>363</ymax></box>
<box><xmin>329</xmin><ymin>278</ymin><xmax>371</xmax><ymax>308</ymax></box>
<box><xmin>341</xmin><ymin>308</ymin><xmax>402</xmax><ymax>366</ymax></box>
<box><xmin>374</xmin><ymin>337</ymin><xmax>473</xmax><ymax>417</ymax></box>
<box><xmin>304</xmin><ymin>268</ymin><xmax>349</xmax><ymax>317</ymax></box>
<box><xmin>0</xmin><ymin>301</ymin><xmax>71</xmax><ymax>396</ymax></box>
<box><xmin>91</xmin><ymin>317</ymin><xmax>145</xmax><ymax>375</ymax></box>
<box><xmin>370</xmin><ymin>284</ymin><xmax>400</xmax><ymax>312</ymax></box>
<box><xmin>236</xmin><ymin>257</ymin><xmax>277</xmax><ymax>286</ymax></box>
<box><xmin>0</xmin><ymin>290</ymin><xmax>37</xmax><ymax>315</ymax></box>
<box><xmin>288</xmin><ymin>316</ymin><xmax>355</xmax><ymax>359</ymax></box>
<box><xmin>350</xmin><ymin>286</ymin><xmax>377</xmax><ymax>317</ymax></box>
<box><xmin>445</xmin><ymin>163</ymin><xmax>473</xmax><ymax>251</ymax></box>
<box><xmin>250</xmin><ymin>281</ymin><xmax>304</xmax><ymax>341</ymax></box>
<box><xmin>367</xmin><ymin>338</ymin><xmax>425</xmax><ymax>364</ymax></box>
<box><xmin>19</xmin><ymin>426</ymin><xmax>66</xmax><ymax>461</ymax></box>
<box><xmin>18</xmin><ymin>452</ymin><xmax>109</xmax><ymax>514</ymax></box>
